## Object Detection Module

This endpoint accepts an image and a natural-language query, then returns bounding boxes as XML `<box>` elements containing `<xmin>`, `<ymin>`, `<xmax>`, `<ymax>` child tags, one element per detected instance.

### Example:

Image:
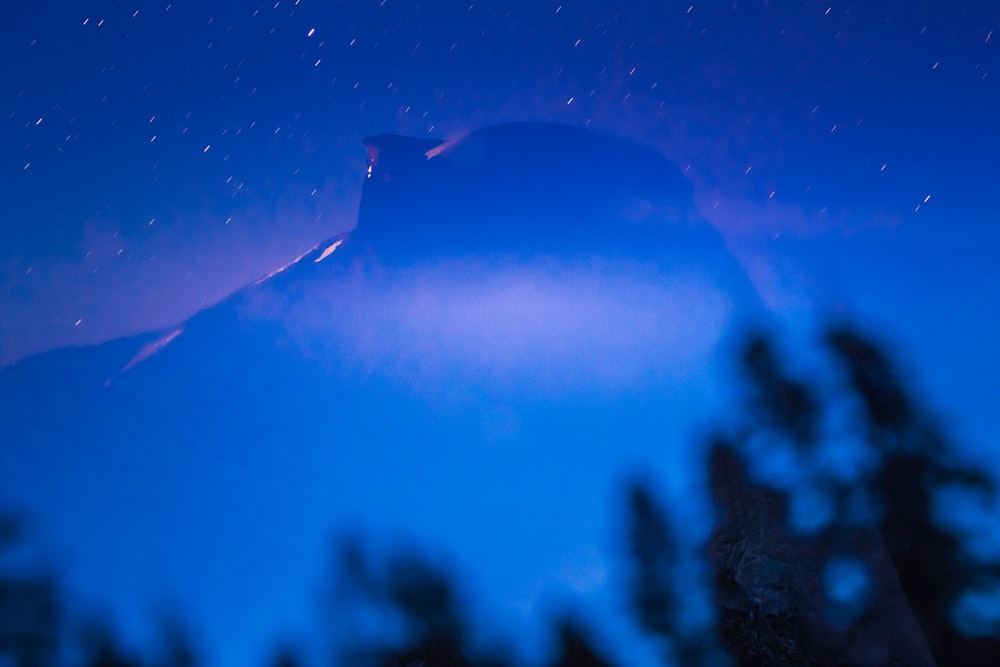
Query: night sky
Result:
<box><xmin>3</xmin><ymin>1</ymin><xmax>1000</xmax><ymax>664</ymax></box>
<box><xmin>3</xmin><ymin>1</ymin><xmax>997</xmax><ymax>366</ymax></box>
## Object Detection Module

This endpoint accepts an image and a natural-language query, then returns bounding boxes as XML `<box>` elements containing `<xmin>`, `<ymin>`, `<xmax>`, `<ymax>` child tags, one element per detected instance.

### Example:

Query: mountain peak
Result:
<box><xmin>353</xmin><ymin>122</ymin><xmax>701</xmax><ymax>262</ymax></box>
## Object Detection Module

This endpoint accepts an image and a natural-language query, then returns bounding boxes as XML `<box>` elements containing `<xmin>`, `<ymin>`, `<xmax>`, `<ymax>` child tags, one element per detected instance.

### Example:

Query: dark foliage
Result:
<box><xmin>710</xmin><ymin>325</ymin><xmax>1000</xmax><ymax>666</ymax></box>
<box><xmin>3</xmin><ymin>326</ymin><xmax>999</xmax><ymax>665</ymax></box>
<box><xmin>825</xmin><ymin>326</ymin><xmax>1000</xmax><ymax>665</ymax></box>
<box><xmin>547</xmin><ymin>619</ymin><xmax>617</xmax><ymax>667</ymax></box>
<box><xmin>626</xmin><ymin>483</ymin><xmax>680</xmax><ymax>641</ymax></box>
<box><xmin>330</xmin><ymin>539</ymin><xmax>487</xmax><ymax>667</ymax></box>
<box><xmin>0</xmin><ymin>515</ymin><xmax>60</xmax><ymax>667</ymax></box>
<box><xmin>76</xmin><ymin>624</ymin><xmax>144</xmax><ymax>667</ymax></box>
<box><xmin>740</xmin><ymin>334</ymin><xmax>821</xmax><ymax>448</ymax></box>
<box><xmin>624</xmin><ymin>481</ymin><xmax>727</xmax><ymax>667</ymax></box>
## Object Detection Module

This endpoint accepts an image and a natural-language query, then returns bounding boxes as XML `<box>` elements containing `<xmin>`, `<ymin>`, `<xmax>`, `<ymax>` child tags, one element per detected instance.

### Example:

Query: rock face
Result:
<box><xmin>355</xmin><ymin>122</ymin><xmax>732</xmax><ymax>267</ymax></box>
<box><xmin>709</xmin><ymin>445</ymin><xmax>937</xmax><ymax>666</ymax></box>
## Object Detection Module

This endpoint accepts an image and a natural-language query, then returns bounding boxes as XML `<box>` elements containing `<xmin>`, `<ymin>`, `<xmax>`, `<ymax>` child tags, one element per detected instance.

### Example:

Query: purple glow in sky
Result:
<box><xmin>3</xmin><ymin>1</ymin><xmax>997</xmax><ymax>367</ymax></box>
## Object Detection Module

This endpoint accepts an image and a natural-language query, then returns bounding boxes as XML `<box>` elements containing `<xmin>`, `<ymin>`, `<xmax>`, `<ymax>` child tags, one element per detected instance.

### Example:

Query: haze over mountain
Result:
<box><xmin>1</xmin><ymin>123</ymin><xmax>764</xmax><ymax>665</ymax></box>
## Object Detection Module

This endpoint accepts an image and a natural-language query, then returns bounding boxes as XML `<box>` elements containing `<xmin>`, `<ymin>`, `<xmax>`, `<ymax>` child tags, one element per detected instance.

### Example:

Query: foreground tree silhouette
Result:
<box><xmin>0</xmin><ymin>515</ymin><xmax>60</xmax><ymax>667</ymax></box>
<box><xmin>4</xmin><ymin>325</ymin><xmax>999</xmax><ymax>665</ymax></box>
<box><xmin>334</xmin><ymin>325</ymin><xmax>1000</xmax><ymax>666</ymax></box>
<box><xmin>707</xmin><ymin>326</ymin><xmax>1000</xmax><ymax>666</ymax></box>
<box><xmin>329</xmin><ymin>537</ymin><xmax>619</xmax><ymax>666</ymax></box>
<box><xmin>826</xmin><ymin>328</ymin><xmax>1000</xmax><ymax>665</ymax></box>
<box><xmin>623</xmin><ymin>481</ymin><xmax>728</xmax><ymax>666</ymax></box>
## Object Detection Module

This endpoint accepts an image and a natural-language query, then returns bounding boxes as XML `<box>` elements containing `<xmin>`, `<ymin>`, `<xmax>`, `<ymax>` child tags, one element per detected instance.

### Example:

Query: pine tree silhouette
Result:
<box><xmin>5</xmin><ymin>326</ymin><xmax>1000</xmax><ymax>666</ymax></box>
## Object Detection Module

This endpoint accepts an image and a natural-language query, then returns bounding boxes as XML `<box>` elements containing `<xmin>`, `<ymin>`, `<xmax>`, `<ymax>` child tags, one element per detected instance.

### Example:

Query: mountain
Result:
<box><xmin>0</xmin><ymin>122</ymin><xmax>761</xmax><ymax>664</ymax></box>
<box><xmin>355</xmin><ymin>122</ymin><xmax>698</xmax><ymax>258</ymax></box>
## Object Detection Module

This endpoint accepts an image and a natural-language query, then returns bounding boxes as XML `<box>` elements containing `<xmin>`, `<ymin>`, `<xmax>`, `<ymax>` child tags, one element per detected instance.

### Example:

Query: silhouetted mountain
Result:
<box><xmin>355</xmin><ymin>122</ymin><xmax>699</xmax><ymax>260</ymax></box>
<box><xmin>0</xmin><ymin>122</ymin><xmax>760</xmax><ymax>664</ymax></box>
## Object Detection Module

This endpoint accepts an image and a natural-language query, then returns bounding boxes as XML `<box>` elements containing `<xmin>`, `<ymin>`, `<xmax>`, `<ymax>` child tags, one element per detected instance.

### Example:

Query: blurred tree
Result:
<box><xmin>76</xmin><ymin>620</ymin><xmax>147</xmax><ymax>667</ymax></box>
<box><xmin>5</xmin><ymin>325</ymin><xmax>1000</xmax><ymax>666</ymax></box>
<box><xmin>330</xmin><ymin>539</ymin><xmax>488</xmax><ymax>667</ymax></box>
<box><xmin>546</xmin><ymin>618</ymin><xmax>617</xmax><ymax>667</ymax></box>
<box><xmin>705</xmin><ymin>325</ymin><xmax>1000</xmax><ymax>665</ymax></box>
<box><xmin>826</xmin><ymin>326</ymin><xmax>1000</xmax><ymax>665</ymax></box>
<box><xmin>0</xmin><ymin>514</ymin><xmax>60</xmax><ymax>667</ymax></box>
<box><xmin>623</xmin><ymin>481</ymin><xmax>728</xmax><ymax>666</ymax></box>
<box><xmin>267</xmin><ymin>646</ymin><xmax>302</xmax><ymax>667</ymax></box>
<box><xmin>740</xmin><ymin>334</ymin><xmax>821</xmax><ymax>448</ymax></box>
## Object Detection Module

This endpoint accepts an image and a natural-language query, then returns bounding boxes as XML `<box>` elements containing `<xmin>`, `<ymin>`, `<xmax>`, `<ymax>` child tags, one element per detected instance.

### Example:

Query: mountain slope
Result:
<box><xmin>0</xmin><ymin>122</ymin><xmax>761</xmax><ymax>665</ymax></box>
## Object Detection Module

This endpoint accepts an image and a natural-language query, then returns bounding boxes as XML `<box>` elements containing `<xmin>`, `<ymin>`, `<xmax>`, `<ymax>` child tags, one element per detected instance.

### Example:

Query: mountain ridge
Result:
<box><xmin>0</xmin><ymin>121</ymin><xmax>763</xmax><ymax>666</ymax></box>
